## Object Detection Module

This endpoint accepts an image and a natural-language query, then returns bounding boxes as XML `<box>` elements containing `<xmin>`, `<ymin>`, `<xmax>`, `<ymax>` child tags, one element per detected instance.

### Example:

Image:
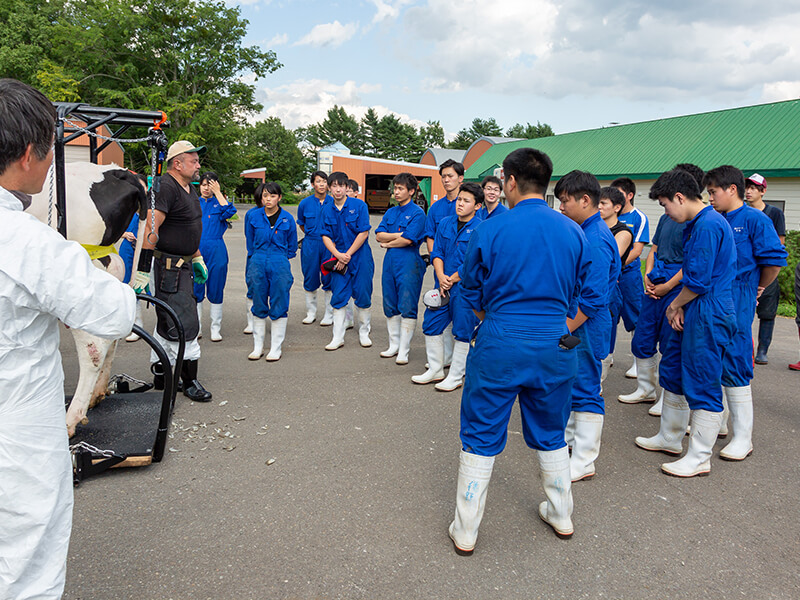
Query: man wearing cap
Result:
<box><xmin>133</xmin><ymin>140</ymin><xmax>212</xmax><ymax>402</ymax></box>
<box><xmin>745</xmin><ymin>173</ymin><xmax>786</xmax><ymax>365</ymax></box>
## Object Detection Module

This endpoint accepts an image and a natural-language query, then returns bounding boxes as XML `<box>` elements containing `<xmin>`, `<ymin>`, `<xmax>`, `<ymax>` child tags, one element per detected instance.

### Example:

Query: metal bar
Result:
<box><xmin>54</xmin><ymin>102</ymin><xmax>165</xmax><ymax>121</ymax></box>
<box><xmin>96</xmin><ymin>124</ymin><xmax>131</xmax><ymax>154</ymax></box>
<box><xmin>54</xmin><ymin>105</ymin><xmax>73</xmax><ymax>238</ymax></box>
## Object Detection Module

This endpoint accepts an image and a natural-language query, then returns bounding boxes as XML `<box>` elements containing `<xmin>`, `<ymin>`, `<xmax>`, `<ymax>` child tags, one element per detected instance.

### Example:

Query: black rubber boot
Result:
<box><xmin>151</xmin><ymin>362</ymin><xmax>165</xmax><ymax>391</ymax></box>
<box><xmin>755</xmin><ymin>319</ymin><xmax>774</xmax><ymax>365</ymax></box>
<box><xmin>181</xmin><ymin>359</ymin><xmax>212</xmax><ymax>402</ymax></box>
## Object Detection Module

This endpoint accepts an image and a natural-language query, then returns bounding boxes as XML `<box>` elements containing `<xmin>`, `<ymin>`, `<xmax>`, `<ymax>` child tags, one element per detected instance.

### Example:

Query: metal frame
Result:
<box><xmin>52</xmin><ymin>102</ymin><xmax>168</xmax><ymax>237</ymax></box>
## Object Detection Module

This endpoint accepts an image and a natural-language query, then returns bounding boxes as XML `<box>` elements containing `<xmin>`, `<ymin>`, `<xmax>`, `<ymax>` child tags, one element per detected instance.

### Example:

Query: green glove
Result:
<box><xmin>192</xmin><ymin>256</ymin><xmax>208</xmax><ymax>284</ymax></box>
<box><xmin>133</xmin><ymin>270</ymin><xmax>150</xmax><ymax>294</ymax></box>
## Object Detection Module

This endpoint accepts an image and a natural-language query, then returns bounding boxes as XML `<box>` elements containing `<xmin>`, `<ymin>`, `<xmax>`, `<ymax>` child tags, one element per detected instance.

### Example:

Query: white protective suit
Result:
<box><xmin>0</xmin><ymin>186</ymin><xmax>136</xmax><ymax>599</ymax></box>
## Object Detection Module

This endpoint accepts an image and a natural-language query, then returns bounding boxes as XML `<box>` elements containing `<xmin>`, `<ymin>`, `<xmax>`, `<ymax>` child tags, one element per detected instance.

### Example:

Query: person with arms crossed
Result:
<box><xmin>375</xmin><ymin>173</ymin><xmax>426</xmax><ymax>365</ymax></box>
<box><xmin>0</xmin><ymin>78</ymin><xmax>136</xmax><ymax>600</ymax></box>
<box><xmin>448</xmin><ymin>148</ymin><xmax>590</xmax><ymax>554</ymax></box>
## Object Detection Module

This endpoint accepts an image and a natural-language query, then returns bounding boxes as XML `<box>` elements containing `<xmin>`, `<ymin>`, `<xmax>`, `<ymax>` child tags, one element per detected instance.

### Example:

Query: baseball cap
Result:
<box><xmin>166</xmin><ymin>140</ymin><xmax>206</xmax><ymax>162</ymax></box>
<box><xmin>423</xmin><ymin>288</ymin><xmax>450</xmax><ymax>309</ymax></box>
<box><xmin>745</xmin><ymin>173</ymin><xmax>767</xmax><ymax>189</ymax></box>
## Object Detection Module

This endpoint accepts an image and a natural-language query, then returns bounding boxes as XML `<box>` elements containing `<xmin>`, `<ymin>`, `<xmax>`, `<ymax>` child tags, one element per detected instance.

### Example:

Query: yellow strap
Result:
<box><xmin>80</xmin><ymin>244</ymin><xmax>118</xmax><ymax>260</ymax></box>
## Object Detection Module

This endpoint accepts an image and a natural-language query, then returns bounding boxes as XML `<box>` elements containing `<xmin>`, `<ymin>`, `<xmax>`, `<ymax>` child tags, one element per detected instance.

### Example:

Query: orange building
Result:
<box><xmin>64</xmin><ymin>122</ymin><xmax>125</xmax><ymax>166</ymax></box>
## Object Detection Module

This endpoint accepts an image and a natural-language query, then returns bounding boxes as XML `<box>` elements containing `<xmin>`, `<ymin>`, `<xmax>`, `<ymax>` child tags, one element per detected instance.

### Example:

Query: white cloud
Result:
<box><xmin>266</xmin><ymin>33</ymin><xmax>288</xmax><ymax>47</ymax></box>
<box><xmin>401</xmin><ymin>0</ymin><xmax>800</xmax><ymax>105</ymax></box>
<box><xmin>369</xmin><ymin>0</ymin><xmax>415</xmax><ymax>24</ymax></box>
<box><xmin>255</xmin><ymin>78</ymin><xmax>431</xmax><ymax>131</ymax></box>
<box><xmin>295</xmin><ymin>21</ymin><xmax>359</xmax><ymax>48</ymax></box>
<box><xmin>761</xmin><ymin>81</ymin><xmax>800</xmax><ymax>102</ymax></box>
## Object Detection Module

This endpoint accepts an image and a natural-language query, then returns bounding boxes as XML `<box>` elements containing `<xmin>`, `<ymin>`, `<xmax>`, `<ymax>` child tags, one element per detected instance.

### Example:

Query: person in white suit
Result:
<box><xmin>0</xmin><ymin>78</ymin><xmax>136</xmax><ymax>600</ymax></box>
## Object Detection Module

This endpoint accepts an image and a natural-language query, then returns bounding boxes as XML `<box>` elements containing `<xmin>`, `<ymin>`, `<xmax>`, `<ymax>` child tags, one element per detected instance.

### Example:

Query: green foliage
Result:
<box><xmin>420</xmin><ymin>120</ymin><xmax>445</xmax><ymax>148</ymax></box>
<box><xmin>506</xmin><ymin>121</ymin><xmax>555</xmax><ymax>139</ymax></box>
<box><xmin>2</xmin><ymin>0</ymin><xmax>282</xmax><ymax>191</ymax></box>
<box><xmin>777</xmin><ymin>301</ymin><xmax>796</xmax><ymax>319</ymax></box>
<box><xmin>241</xmin><ymin>118</ymin><xmax>305</xmax><ymax>189</ymax></box>
<box><xmin>778</xmin><ymin>230</ymin><xmax>800</xmax><ymax>305</ymax></box>
<box><xmin>303</xmin><ymin>106</ymin><xmax>363</xmax><ymax>155</ymax></box>
<box><xmin>448</xmin><ymin>117</ymin><xmax>504</xmax><ymax>149</ymax></box>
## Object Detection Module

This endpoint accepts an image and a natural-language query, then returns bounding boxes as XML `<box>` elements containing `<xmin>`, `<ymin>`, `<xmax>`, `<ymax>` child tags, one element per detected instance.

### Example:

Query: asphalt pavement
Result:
<box><xmin>62</xmin><ymin>204</ymin><xmax>800</xmax><ymax>599</ymax></box>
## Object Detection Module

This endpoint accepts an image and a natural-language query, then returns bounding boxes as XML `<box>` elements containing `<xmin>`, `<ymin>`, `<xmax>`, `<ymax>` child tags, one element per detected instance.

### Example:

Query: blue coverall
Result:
<box><xmin>459</xmin><ymin>198</ymin><xmax>590</xmax><ymax>456</ymax></box>
<box><xmin>422</xmin><ymin>214</ymin><xmax>482</xmax><ymax>342</ymax></box>
<box><xmin>615</xmin><ymin>208</ymin><xmax>650</xmax><ymax>334</ymax></box>
<box><xmin>477</xmin><ymin>203</ymin><xmax>508</xmax><ymax>221</ymax></box>
<box><xmin>246</xmin><ymin>207</ymin><xmax>297</xmax><ymax>320</ymax></box>
<box><xmin>721</xmin><ymin>204</ymin><xmax>787</xmax><ymax>386</ymax></box>
<box><xmin>424</xmin><ymin>196</ymin><xmax>457</xmax><ymax>285</ymax></box>
<box><xmin>375</xmin><ymin>201</ymin><xmax>426</xmax><ymax>319</ymax></box>
<box><xmin>571</xmin><ymin>212</ymin><xmax>620</xmax><ymax>414</ymax></box>
<box><xmin>193</xmin><ymin>196</ymin><xmax>237</xmax><ymax>304</ymax></box>
<box><xmin>296</xmin><ymin>194</ymin><xmax>333</xmax><ymax>293</ymax></box>
<box><xmin>659</xmin><ymin>206</ymin><xmax>737</xmax><ymax>411</ymax></box>
<box><xmin>320</xmin><ymin>197</ymin><xmax>374</xmax><ymax>309</ymax></box>
<box><xmin>120</xmin><ymin>213</ymin><xmax>139</xmax><ymax>284</ymax></box>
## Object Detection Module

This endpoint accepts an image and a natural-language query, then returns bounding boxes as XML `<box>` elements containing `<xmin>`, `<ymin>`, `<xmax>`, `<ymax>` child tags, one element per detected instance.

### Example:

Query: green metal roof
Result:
<box><xmin>465</xmin><ymin>99</ymin><xmax>800</xmax><ymax>182</ymax></box>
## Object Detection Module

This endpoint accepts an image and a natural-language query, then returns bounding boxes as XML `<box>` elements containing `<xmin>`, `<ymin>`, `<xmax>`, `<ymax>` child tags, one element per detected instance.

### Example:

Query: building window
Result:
<box><xmin>765</xmin><ymin>200</ymin><xmax>785</xmax><ymax>213</ymax></box>
<box><xmin>546</xmin><ymin>194</ymin><xmax>555</xmax><ymax>208</ymax></box>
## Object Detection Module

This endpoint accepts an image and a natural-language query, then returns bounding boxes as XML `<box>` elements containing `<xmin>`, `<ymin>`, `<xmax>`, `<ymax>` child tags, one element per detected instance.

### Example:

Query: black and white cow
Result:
<box><xmin>28</xmin><ymin>162</ymin><xmax>147</xmax><ymax>435</ymax></box>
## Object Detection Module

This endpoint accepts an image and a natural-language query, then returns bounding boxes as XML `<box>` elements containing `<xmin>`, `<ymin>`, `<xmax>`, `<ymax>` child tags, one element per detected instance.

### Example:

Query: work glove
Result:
<box><xmin>133</xmin><ymin>270</ymin><xmax>150</xmax><ymax>294</ymax></box>
<box><xmin>192</xmin><ymin>256</ymin><xmax>209</xmax><ymax>284</ymax></box>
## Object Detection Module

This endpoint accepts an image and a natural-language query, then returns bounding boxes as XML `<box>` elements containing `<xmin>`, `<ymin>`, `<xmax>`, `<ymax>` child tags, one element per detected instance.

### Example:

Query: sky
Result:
<box><xmin>233</xmin><ymin>0</ymin><xmax>800</xmax><ymax>141</ymax></box>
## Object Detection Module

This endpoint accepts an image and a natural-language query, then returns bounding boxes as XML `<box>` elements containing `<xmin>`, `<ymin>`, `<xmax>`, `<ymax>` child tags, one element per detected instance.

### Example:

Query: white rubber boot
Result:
<box><xmin>635</xmin><ymin>391</ymin><xmax>689</xmax><ymax>455</ymax></box>
<box><xmin>243</xmin><ymin>298</ymin><xmax>254</xmax><ymax>334</ymax></box>
<box><xmin>618</xmin><ymin>355</ymin><xmax>657</xmax><ymax>403</ymax></box>
<box><xmin>448</xmin><ymin>451</ymin><xmax>495</xmax><ymax>555</ymax></box>
<box><xmin>125</xmin><ymin>301</ymin><xmax>143</xmax><ymax>342</ymax></box>
<box><xmin>266</xmin><ymin>317</ymin><xmax>287</xmax><ymax>361</ymax></box>
<box><xmin>537</xmin><ymin>447</ymin><xmax>574</xmax><ymax>538</ymax></box>
<box><xmin>196</xmin><ymin>302</ymin><xmax>203</xmax><ymax>338</ymax></box>
<box><xmin>649</xmin><ymin>389</ymin><xmax>664</xmax><ymax>416</ymax></box>
<box><xmin>569</xmin><ymin>412</ymin><xmax>604</xmax><ymax>482</ymax></box>
<box><xmin>443</xmin><ymin>323</ymin><xmax>454</xmax><ymax>367</ymax></box>
<box><xmin>209</xmin><ymin>303</ymin><xmax>223</xmax><ymax>342</ymax></box>
<box><xmin>356</xmin><ymin>307</ymin><xmax>372</xmax><ymax>347</ymax></box>
<box><xmin>248</xmin><ymin>317</ymin><xmax>267</xmax><ymax>360</ymax></box>
<box><xmin>719</xmin><ymin>386</ymin><xmax>754</xmax><ymax>461</ymax></box>
<box><xmin>320</xmin><ymin>291</ymin><xmax>334</xmax><ymax>326</ymax></box>
<box><xmin>302</xmin><ymin>291</ymin><xmax>317</xmax><ymax>324</ymax></box>
<box><xmin>719</xmin><ymin>390</ymin><xmax>730</xmax><ymax>437</ymax></box>
<box><xmin>436</xmin><ymin>341</ymin><xmax>469</xmax><ymax>392</ymax></box>
<box><xmin>345</xmin><ymin>299</ymin><xmax>355</xmax><ymax>330</ymax></box>
<box><xmin>601</xmin><ymin>355</ymin><xmax>613</xmax><ymax>383</ymax></box>
<box><xmin>661</xmin><ymin>409</ymin><xmax>721</xmax><ymax>477</ymax></box>
<box><xmin>625</xmin><ymin>357</ymin><xmax>638</xmax><ymax>379</ymax></box>
<box><xmin>564</xmin><ymin>412</ymin><xmax>576</xmax><ymax>449</ymax></box>
<box><xmin>412</xmin><ymin>335</ymin><xmax>445</xmax><ymax>384</ymax></box>
<box><xmin>325</xmin><ymin>308</ymin><xmax>347</xmax><ymax>350</ymax></box>
<box><xmin>396</xmin><ymin>318</ymin><xmax>416</xmax><ymax>365</ymax></box>
<box><xmin>380</xmin><ymin>315</ymin><xmax>402</xmax><ymax>358</ymax></box>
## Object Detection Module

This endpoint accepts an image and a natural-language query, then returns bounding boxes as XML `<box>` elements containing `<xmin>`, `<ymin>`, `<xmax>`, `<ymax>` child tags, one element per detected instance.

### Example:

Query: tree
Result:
<box><xmin>242</xmin><ymin>117</ymin><xmax>306</xmax><ymax>188</ymax></box>
<box><xmin>506</xmin><ymin>121</ymin><xmax>555</xmax><ymax>139</ymax></box>
<box><xmin>419</xmin><ymin>120</ymin><xmax>445</xmax><ymax>148</ymax></box>
<box><xmin>304</xmin><ymin>106</ymin><xmax>363</xmax><ymax>154</ymax></box>
<box><xmin>374</xmin><ymin>114</ymin><xmax>424</xmax><ymax>162</ymax></box>
<box><xmin>360</xmin><ymin>108</ymin><xmax>381</xmax><ymax>156</ymax></box>
<box><xmin>447</xmin><ymin>117</ymin><xmax>504</xmax><ymax>149</ymax></box>
<box><xmin>0</xmin><ymin>0</ymin><xmax>282</xmax><ymax>189</ymax></box>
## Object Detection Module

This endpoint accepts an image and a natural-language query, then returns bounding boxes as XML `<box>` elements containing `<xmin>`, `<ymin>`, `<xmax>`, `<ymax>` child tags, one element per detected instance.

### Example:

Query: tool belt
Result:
<box><xmin>153</xmin><ymin>250</ymin><xmax>199</xmax><ymax>341</ymax></box>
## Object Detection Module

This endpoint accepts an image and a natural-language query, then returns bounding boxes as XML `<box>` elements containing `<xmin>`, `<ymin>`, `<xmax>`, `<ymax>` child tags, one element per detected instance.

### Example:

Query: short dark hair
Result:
<box><xmin>439</xmin><ymin>159</ymin><xmax>464</xmax><ymax>177</ymax></box>
<box><xmin>393</xmin><ymin>172</ymin><xmax>418</xmax><ymax>195</ymax></box>
<box><xmin>199</xmin><ymin>171</ymin><xmax>219</xmax><ymax>185</ymax></box>
<box><xmin>327</xmin><ymin>171</ymin><xmax>348</xmax><ymax>186</ymax></box>
<box><xmin>554</xmin><ymin>170</ymin><xmax>601</xmax><ymax>207</ymax></box>
<box><xmin>501</xmin><ymin>148</ymin><xmax>553</xmax><ymax>195</ymax></box>
<box><xmin>310</xmin><ymin>170</ymin><xmax>328</xmax><ymax>185</ymax></box>
<box><xmin>745</xmin><ymin>180</ymin><xmax>766</xmax><ymax>193</ymax></box>
<box><xmin>347</xmin><ymin>178</ymin><xmax>359</xmax><ymax>193</ymax></box>
<box><xmin>703</xmin><ymin>165</ymin><xmax>745</xmax><ymax>200</ymax></box>
<box><xmin>481</xmin><ymin>175</ymin><xmax>502</xmax><ymax>189</ymax></box>
<box><xmin>459</xmin><ymin>182</ymin><xmax>484</xmax><ymax>205</ymax></box>
<box><xmin>253</xmin><ymin>183</ymin><xmax>266</xmax><ymax>207</ymax></box>
<box><xmin>674</xmin><ymin>163</ymin><xmax>705</xmax><ymax>198</ymax></box>
<box><xmin>0</xmin><ymin>79</ymin><xmax>56</xmax><ymax>175</ymax></box>
<box><xmin>600</xmin><ymin>186</ymin><xmax>625</xmax><ymax>209</ymax></box>
<box><xmin>649</xmin><ymin>169</ymin><xmax>701</xmax><ymax>201</ymax></box>
<box><xmin>610</xmin><ymin>177</ymin><xmax>636</xmax><ymax>202</ymax></box>
<box><xmin>264</xmin><ymin>181</ymin><xmax>282</xmax><ymax>197</ymax></box>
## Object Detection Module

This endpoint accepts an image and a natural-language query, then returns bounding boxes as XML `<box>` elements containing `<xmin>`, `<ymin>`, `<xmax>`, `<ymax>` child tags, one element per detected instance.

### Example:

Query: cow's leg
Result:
<box><xmin>89</xmin><ymin>339</ymin><xmax>117</xmax><ymax>409</ymax></box>
<box><xmin>66</xmin><ymin>329</ymin><xmax>115</xmax><ymax>436</ymax></box>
